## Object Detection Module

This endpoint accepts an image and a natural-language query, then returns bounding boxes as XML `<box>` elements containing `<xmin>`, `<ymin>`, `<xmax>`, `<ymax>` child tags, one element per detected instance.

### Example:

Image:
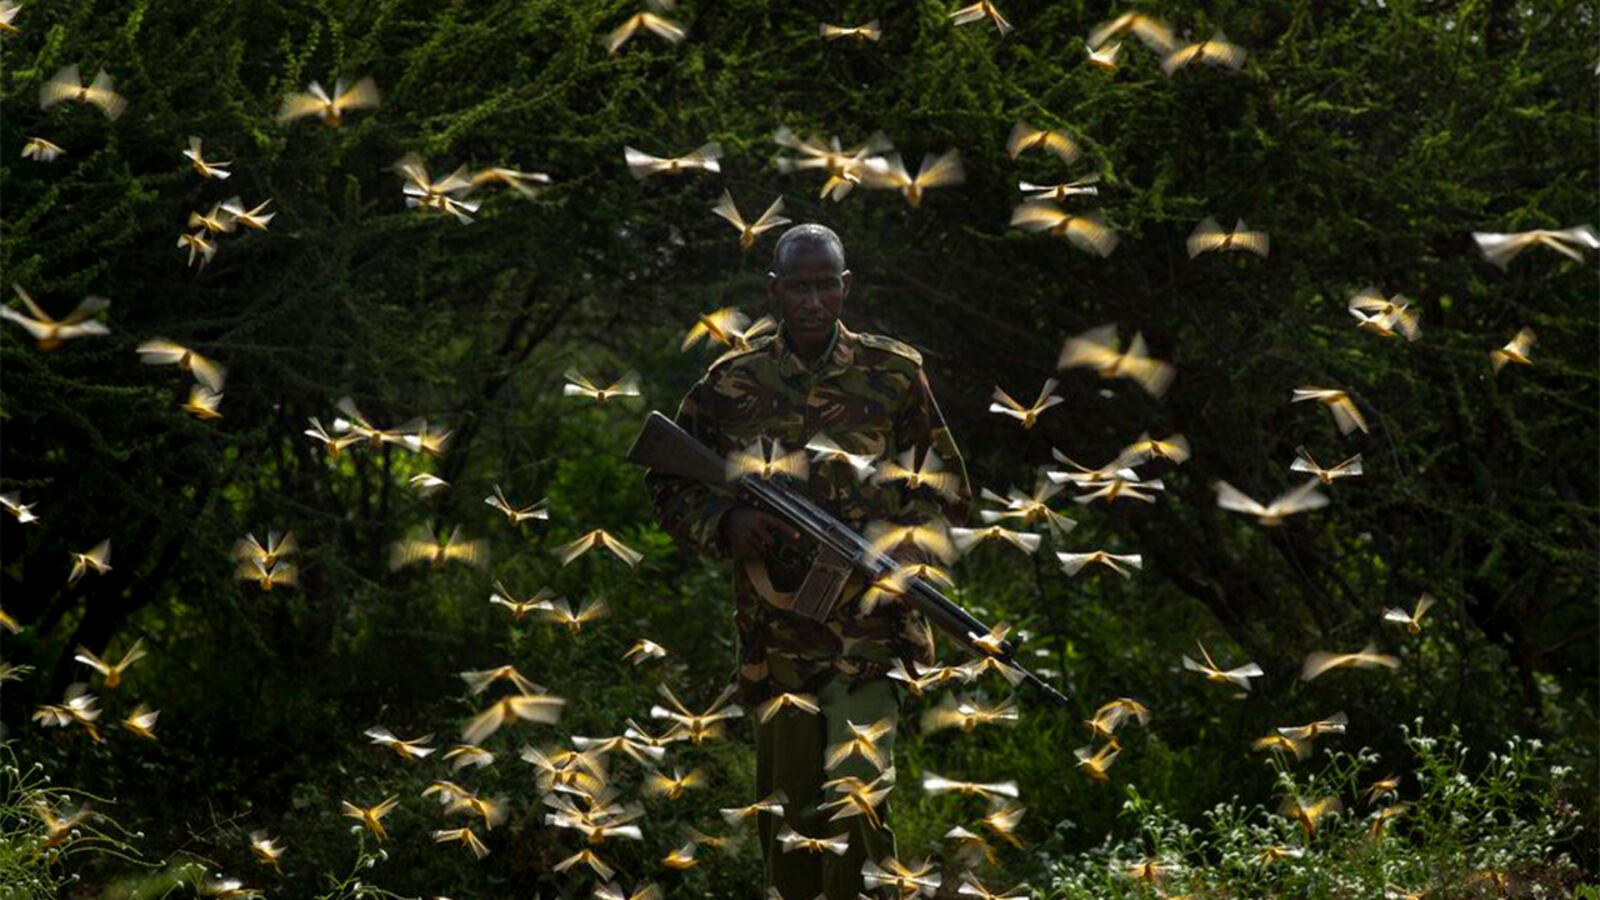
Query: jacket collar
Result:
<box><xmin>773</xmin><ymin>320</ymin><xmax>856</xmax><ymax>379</ymax></box>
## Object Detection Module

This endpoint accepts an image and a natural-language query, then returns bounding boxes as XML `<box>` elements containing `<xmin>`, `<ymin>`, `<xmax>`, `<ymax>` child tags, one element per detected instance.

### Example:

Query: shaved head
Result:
<box><xmin>772</xmin><ymin>223</ymin><xmax>846</xmax><ymax>274</ymax></box>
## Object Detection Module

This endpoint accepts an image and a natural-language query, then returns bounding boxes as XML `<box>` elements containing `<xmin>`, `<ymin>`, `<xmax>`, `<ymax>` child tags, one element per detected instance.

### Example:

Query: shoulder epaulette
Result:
<box><xmin>855</xmin><ymin>332</ymin><xmax>923</xmax><ymax>366</ymax></box>
<box><xmin>707</xmin><ymin>336</ymin><xmax>774</xmax><ymax>371</ymax></box>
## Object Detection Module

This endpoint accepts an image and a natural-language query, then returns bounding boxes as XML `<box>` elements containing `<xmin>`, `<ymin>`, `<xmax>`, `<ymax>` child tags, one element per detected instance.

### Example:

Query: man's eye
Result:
<box><xmin>783</xmin><ymin>278</ymin><xmax>841</xmax><ymax>292</ymax></box>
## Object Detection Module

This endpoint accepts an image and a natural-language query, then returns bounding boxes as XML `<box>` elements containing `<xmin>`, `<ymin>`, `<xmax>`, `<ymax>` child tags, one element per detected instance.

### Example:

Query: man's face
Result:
<box><xmin>767</xmin><ymin>242</ymin><xmax>851</xmax><ymax>348</ymax></box>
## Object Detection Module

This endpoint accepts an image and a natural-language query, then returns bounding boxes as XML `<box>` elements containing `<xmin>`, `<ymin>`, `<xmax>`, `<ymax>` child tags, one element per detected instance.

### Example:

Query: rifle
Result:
<box><xmin>627</xmin><ymin>410</ymin><xmax>1070</xmax><ymax>709</ymax></box>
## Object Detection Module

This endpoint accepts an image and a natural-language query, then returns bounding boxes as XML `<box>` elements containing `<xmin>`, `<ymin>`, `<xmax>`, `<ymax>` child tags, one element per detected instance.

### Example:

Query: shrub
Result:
<box><xmin>1042</xmin><ymin>721</ymin><xmax>1592</xmax><ymax>899</ymax></box>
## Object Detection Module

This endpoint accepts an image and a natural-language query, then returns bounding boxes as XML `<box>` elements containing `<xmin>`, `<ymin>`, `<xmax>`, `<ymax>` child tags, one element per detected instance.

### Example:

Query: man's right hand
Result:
<box><xmin>721</xmin><ymin>507</ymin><xmax>802</xmax><ymax>561</ymax></box>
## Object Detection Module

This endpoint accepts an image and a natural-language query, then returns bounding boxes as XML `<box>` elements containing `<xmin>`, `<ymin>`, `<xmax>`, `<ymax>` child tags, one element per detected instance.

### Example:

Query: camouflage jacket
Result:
<box><xmin>646</xmin><ymin>321</ymin><xmax>972</xmax><ymax>704</ymax></box>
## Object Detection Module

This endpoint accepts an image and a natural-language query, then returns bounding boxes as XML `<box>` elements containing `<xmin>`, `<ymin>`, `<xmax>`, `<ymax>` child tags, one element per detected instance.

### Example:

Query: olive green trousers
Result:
<box><xmin>754</xmin><ymin>675</ymin><xmax>901</xmax><ymax>900</ymax></box>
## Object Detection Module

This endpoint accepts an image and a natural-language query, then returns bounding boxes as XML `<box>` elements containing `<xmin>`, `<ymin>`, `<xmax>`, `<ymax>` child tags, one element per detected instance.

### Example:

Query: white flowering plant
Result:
<box><xmin>0</xmin><ymin>742</ymin><xmax>148</xmax><ymax>898</ymax></box>
<box><xmin>1042</xmin><ymin>721</ymin><xmax>1591</xmax><ymax>898</ymax></box>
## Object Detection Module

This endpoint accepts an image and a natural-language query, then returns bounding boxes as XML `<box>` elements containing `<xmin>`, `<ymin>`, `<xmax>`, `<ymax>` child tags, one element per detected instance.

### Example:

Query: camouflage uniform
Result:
<box><xmin>647</xmin><ymin>320</ymin><xmax>971</xmax><ymax>899</ymax></box>
<box><xmin>647</xmin><ymin>320</ymin><xmax>972</xmax><ymax>703</ymax></box>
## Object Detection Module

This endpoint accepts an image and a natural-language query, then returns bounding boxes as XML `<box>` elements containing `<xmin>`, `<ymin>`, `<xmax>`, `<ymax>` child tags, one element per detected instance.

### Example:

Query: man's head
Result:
<box><xmin>767</xmin><ymin>223</ymin><xmax>851</xmax><ymax>352</ymax></box>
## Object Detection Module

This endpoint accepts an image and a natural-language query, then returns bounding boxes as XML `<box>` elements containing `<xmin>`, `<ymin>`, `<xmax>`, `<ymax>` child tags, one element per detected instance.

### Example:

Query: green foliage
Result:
<box><xmin>0</xmin><ymin>0</ymin><xmax>1594</xmax><ymax>896</ymax></box>
<box><xmin>0</xmin><ymin>743</ymin><xmax>150</xmax><ymax>898</ymax></box>
<box><xmin>1043</xmin><ymin>723</ymin><xmax>1592</xmax><ymax>898</ymax></box>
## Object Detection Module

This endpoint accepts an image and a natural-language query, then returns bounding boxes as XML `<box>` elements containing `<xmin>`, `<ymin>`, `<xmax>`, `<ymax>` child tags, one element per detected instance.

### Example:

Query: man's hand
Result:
<box><xmin>721</xmin><ymin>507</ymin><xmax>801</xmax><ymax>561</ymax></box>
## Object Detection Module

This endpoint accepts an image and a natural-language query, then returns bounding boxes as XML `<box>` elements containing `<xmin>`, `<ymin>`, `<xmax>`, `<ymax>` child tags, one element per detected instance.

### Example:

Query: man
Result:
<box><xmin>646</xmin><ymin>223</ymin><xmax>972</xmax><ymax>898</ymax></box>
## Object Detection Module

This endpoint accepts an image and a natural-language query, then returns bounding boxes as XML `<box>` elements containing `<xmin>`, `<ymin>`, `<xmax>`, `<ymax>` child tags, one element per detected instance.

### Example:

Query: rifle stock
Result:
<box><xmin>627</xmin><ymin>410</ymin><xmax>729</xmax><ymax>485</ymax></box>
<box><xmin>629</xmin><ymin>410</ymin><xmax>1070</xmax><ymax>709</ymax></box>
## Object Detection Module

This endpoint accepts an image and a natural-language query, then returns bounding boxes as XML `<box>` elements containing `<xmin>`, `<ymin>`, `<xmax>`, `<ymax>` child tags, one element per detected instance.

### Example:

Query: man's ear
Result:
<box><xmin>766</xmin><ymin>270</ymin><xmax>778</xmax><ymax>304</ymax></box>
<box><xmin>840</xmin><ymin>269</ymin><xmax>853</xmax><ymax>299</ymax></box>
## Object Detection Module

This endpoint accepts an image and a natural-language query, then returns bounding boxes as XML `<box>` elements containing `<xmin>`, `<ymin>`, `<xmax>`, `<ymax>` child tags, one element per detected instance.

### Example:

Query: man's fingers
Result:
<box><xmin>739</xmin><ymin>511</ymin><xmax>801</xmax><ymax>556</ymax></box>
<box><xmin>761</xmin><ymin>513</ymin><xmax>801</xmax><ymax>542</ymax></box>
<box><xmin>748</xmin><ymin>518</ymin><xmax>774</xmax><ymax>553</ymax></box>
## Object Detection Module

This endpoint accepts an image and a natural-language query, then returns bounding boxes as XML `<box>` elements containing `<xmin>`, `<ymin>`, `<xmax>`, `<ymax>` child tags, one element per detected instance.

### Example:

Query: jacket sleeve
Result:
<box><xmin>892</xmin><ymin>365</ymin><xmax>973</xmax><ymax>533</ymax></box>
<box><xmin>645</xmin><ymin>372</ymin><xmax>739</xmax><ymax>560</ymax></box>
